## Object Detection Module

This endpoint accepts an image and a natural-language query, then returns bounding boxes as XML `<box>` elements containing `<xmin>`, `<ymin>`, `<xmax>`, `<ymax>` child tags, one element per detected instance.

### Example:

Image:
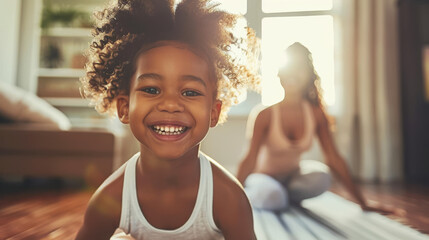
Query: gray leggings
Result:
<box><xmin>244</xmin><ymin>160</ymin><xmax>331</xmax><ymax>210</ymax></box>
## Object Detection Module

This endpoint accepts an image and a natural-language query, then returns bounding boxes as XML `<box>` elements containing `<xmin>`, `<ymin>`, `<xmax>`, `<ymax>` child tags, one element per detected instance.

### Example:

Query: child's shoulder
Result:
<box><xmin>203</xmin><ymin>155</ymin><xmax>248</xmax><ymax>205</ymax></box>
<box><xmin>92</xmin><ymin>162</ymin><xmax>126</xmax><ymax>208</ymax></box>
<box><xmin>77</xmin><ymin>162</ymin><xmax>127</xmax><ymax>238</ymax></box>
<box><xmin>210</xmin><ymin>159</ymin><xmax>244</xmax><ymax>196</ymax></box>
<box><xmin>207</xmin><ymin>156</ymin><xmax>254</xmax><ymax>235</ymax></box>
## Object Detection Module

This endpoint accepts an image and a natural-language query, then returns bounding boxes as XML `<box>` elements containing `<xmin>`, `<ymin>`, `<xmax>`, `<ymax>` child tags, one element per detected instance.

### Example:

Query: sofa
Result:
<box><xmin>0</xmin><ymin>123</ymin><xmax>116</xmax><ymax>186</ymax></box>
<box><xmin>0</xmin><ymin>82</ymin><xmax>126</xmax><ymax>186</ymax></box>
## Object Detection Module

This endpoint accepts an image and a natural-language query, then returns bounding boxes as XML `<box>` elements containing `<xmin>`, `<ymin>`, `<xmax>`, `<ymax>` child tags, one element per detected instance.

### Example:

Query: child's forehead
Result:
<box><xmin>135</xmin><ymin>41</ymin><xmax>207</xmax><ymax>69</ymax></box>
<box><xmin>134</xmin><ymin>40</ymin><xmax>218</xmax><ymax>82</ymax></box>
<box><xmin>137</xmin><ymin>41</ymin><xmax>207</xmax><ymax>61</ymax></box>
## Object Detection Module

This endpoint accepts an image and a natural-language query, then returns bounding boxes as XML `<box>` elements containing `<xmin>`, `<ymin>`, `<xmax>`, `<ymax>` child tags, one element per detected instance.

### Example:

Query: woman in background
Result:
<box><xmin>237</xmin><ymin>42</ymin><xmax>394</xmax><ymax>213</ymax></box>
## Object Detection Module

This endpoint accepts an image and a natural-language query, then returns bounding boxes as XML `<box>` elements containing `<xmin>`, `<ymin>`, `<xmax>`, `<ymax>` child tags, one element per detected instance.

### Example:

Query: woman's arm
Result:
<box><xmin>236</xmin><ymin>107</ymin><xmax>270</xmax><ymax>185</ymax></box>
<box><xmin>313</xmin><ymin>106</ymin><xmax>368</xmax><ymax>206</ymax></box>
<box><xmin>313</xmin><ymin>107</ymin><xmax>403</xmax><ymax>215</ymax></box>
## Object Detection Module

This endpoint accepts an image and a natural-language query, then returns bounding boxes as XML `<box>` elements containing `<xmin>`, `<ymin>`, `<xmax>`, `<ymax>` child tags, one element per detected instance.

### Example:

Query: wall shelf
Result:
<box><xmin>43</xmin><ymin>97</ymin><xmax>90</xmax><ymax>107</ymax></box>
<box><xmin>38</xmin><ymin>68</ymin><xmax>85</xmax><ymax>78</ymax></box>
<box><xmin>41</xmin><ymin>27</ymin><xmax>92</xmax><ymax>38</ymax></box>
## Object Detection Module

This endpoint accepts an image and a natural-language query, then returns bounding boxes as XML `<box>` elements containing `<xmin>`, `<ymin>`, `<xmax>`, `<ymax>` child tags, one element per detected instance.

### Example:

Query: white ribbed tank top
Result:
<box><xmin>119</xmin><ymin>152</ymin><xmax>224</xmax><ymax>240</ymax></box>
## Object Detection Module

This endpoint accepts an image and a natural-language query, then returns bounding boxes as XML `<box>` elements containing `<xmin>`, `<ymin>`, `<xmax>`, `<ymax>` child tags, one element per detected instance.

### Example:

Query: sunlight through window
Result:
<box><xmin>216</xmin><ymin>0</ymin><xmax>247</xmax><ymax>14</ymax></box>
<box><xmin>262</xmin><ymin>0</ymin><xmax>332</xmax><ymax>13</ymax></box>
<box><xmin>174</xmin><ymin>0</ymin><xmax>246</xmax><ymax>14</ymax></box>
<box><xmin>261</xmin><ymin>15</ymin><xmax>335</xmax><ymax>106</ymax></box>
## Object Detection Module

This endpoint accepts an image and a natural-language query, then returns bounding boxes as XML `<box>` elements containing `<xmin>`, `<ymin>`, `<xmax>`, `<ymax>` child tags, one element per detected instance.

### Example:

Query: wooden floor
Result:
<box><xmin>0</xmin><ymin>189</ymin><xmax>91</xmax><ymax>240</ymax></box>
<box><xmin>0</xmin><ymin>181</ymin><xmax>428</xmax><ymax>239</ymax></box>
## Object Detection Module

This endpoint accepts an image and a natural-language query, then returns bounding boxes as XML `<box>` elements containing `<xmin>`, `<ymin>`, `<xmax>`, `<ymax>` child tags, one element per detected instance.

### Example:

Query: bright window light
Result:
<box><xmin>216</xmin><ymin>0</ymin><xmax>247</xmax><ymax>14</ymax></box>
<box><xmin>174</xmin><ymin>0</ymin><xmax>246</xmax><ymax>14</ymax></box>
<box><xmin>261</xmin><ymin>15</ymin><xmax>335</xmax><ymax>106</ymax></box>
<box><xmin>262</xmin><ymin>0</ymin><xmax>332</xmax><ymax>13</ymax></box>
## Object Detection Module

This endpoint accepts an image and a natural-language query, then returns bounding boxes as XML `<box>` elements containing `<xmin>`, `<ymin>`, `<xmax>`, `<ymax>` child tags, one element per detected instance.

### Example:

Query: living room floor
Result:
<box><xmin>0</xmin><ymin>180</ymin><xmax>428</xmax><ymax>240</ymax></box>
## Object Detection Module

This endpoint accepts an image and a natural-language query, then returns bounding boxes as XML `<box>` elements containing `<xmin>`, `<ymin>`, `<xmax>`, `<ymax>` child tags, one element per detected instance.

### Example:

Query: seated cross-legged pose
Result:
<box><xmin>237</xmin><ymin>42</ymin><xmax>396</xmax><ymax>213</ymax></box>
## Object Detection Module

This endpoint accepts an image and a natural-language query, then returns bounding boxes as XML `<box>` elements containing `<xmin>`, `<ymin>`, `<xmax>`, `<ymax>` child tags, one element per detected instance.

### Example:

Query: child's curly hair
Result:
<box><xmin>80</xmin><ymin>0</ymin><xmax>260</xmax><ymax>123</ymax></box>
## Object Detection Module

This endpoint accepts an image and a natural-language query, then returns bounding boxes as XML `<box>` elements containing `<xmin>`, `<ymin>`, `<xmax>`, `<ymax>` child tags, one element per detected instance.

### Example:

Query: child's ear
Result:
<box><xmin>117</xmin><ymin>95</ymin><xmax>130</xmax><ymax>124</ymax></box>
<box><xmin>210</xmin><ymin>100</ymin><xmax>222</xmax><ymax>127</ymax></box>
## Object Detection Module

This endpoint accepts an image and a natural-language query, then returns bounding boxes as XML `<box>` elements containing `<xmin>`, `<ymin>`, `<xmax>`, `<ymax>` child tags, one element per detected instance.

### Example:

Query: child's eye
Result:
<box><xmin>141</xmin><ymin>87</ymin><xmax>160</xmax><ymax>95</ymax></box>
<box><xmin>182</xmin><ymin>90</ymin><xmax>202</xmax><ymax>97</ymax></box>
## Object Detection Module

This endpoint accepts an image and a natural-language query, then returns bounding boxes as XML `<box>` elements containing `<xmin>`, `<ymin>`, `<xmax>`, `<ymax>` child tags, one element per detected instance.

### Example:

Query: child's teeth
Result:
<box><xmin>152</xmin><ymin>125</ymin><xmax>186</xmax><ymax>135</ymax></box>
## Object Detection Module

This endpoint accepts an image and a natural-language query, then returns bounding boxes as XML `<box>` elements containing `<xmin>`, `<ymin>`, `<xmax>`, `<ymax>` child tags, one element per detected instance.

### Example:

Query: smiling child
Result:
<box><xmin>75</xmin><ymin>0</ymin><xmax>260</xmax><ymax>239</ymax></box>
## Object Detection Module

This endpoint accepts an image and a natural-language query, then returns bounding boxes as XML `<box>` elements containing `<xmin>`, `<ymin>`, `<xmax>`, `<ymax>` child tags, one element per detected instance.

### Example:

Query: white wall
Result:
<box><xmin>201</xmin><ymin>116</ymin><xmax>249</xmax><ymax>174</ymax></box>
<box><xmin>0</xmin><ymin>0</ymin><xmax>21</xmax><ymax>85</ymax></box>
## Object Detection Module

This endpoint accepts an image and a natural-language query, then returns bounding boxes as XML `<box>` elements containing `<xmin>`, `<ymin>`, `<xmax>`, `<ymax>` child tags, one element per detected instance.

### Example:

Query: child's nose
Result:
<box><xmin>156</xmin><ymin>93</ymin><xmax>185</xmax><ymax>113</ymax></box>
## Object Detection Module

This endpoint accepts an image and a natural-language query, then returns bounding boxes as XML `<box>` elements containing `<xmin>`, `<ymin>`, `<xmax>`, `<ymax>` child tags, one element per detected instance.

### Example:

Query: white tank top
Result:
<box><xmin>119</xmin><ymin>152</ymin><xmax>224</xmax><ymax>240</ymax></box>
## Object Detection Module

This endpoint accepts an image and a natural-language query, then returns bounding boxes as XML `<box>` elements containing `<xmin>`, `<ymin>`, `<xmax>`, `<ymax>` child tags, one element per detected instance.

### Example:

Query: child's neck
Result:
<box><xmin>137</xmin><ymin>146</ymin><xmax>201</xmax><ymax>188</ymax></box>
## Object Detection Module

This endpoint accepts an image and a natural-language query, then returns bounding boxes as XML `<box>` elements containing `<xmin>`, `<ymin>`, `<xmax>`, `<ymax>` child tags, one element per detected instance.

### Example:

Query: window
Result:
<box><xmin>175</xmin><ymin>0</ymin><xmax>247</xmax><ymax>14</ymax></box>
<box><xmin>217</xmin><ymin>0</ymin><xmax>247</xmax><ymax>14</ymax></box>
<box><xmin>262</xmin><ymin>0</ymin><xmax>332</xmax><ymax>13</ymax></box>
<box><xmin>261</xmin><ymin>15</ymin><xmax>335</xmax><ymax>106</ymax></box>
<box><xmin>245</xmin><ymin>0</ymin><xmax>337</xmax><ymax>107</ymax></box>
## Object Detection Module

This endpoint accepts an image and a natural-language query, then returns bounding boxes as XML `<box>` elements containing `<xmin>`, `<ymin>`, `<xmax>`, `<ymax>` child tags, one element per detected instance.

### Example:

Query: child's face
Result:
<box><xmin>117</xmin><ymin>41</ymin><xmax>221</xmax><ymax>160</ymax></box>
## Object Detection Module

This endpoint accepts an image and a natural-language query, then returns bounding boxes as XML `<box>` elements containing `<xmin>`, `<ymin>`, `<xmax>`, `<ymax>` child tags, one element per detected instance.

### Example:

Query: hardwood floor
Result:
<box><xmin>0</xmin><ymin>189</ymin><xmax>91</xmax><ymax>240</ymax></box>
<box><xmin>0</xmin><ymin>181</ymin><xmax>428</xmax><ymax>239</ymax></box>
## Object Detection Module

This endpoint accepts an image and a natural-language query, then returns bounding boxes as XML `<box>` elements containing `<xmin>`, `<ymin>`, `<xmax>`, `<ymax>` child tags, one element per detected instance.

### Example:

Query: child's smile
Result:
<box><xmin>117</xmin><ymin>41</ymin><xmax>221</xmax><ymax>160</ymax></box>
<box><xmin>148</xmin><ymin>121</ymin><xmax>190</xmax><ymax>141</ymax></box>
<box><xmin>151</xmin><ymin>124</ymin><xmax>187</xmax><ymax>136</ymax></box>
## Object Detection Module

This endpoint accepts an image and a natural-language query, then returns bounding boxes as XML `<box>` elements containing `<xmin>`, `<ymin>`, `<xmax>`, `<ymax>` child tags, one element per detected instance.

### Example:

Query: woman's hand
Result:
<box><xmin>360</xmin><ymin>201</ymin><xmax>406</xmax><ymax>217</ymax></box>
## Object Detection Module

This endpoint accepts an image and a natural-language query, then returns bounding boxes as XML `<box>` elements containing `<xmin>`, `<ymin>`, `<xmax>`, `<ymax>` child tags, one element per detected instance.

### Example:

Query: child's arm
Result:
<box><xmin>75</xmin><ymin>188</ymin><xmax>121</xmax><ymax>240</ymax></box>
<box><xmin>314</xmin><ymin>106</ymin><xmax>402</xmax><ymax>215</ymax></box>
<box><xmin>213</xmin><ymin>165</ymin><xmax>257</xmax><ymax>240</ymax></box>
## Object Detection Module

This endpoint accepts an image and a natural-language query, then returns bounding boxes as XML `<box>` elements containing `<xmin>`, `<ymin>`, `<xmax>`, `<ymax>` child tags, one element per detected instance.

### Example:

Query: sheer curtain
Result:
<box><xmin>335</xmin><ymin>0</ymin><xmax>403</xmax><ymax>182</ymax></box>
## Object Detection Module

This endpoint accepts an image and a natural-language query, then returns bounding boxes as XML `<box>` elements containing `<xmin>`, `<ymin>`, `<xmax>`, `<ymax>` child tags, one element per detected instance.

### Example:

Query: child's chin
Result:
<box><xmin>154</xmin><ymin>149</ymin><xmax>189</xmax><ymax>160</ymax></box>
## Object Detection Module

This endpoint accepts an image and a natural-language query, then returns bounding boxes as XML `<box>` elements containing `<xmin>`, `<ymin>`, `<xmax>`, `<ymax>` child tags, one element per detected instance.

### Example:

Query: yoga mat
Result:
<box><xmin>253</xmin><ymin>192</ymin><xmax>429</xmax><ymax>240</ymax></box>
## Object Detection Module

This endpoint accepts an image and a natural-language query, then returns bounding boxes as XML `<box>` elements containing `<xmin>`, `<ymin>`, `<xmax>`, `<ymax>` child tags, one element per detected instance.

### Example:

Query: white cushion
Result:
<box><xmin>0</xmin><ymin>82</ymin><xmax>71</xmax><ymax>130</ymax></box>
